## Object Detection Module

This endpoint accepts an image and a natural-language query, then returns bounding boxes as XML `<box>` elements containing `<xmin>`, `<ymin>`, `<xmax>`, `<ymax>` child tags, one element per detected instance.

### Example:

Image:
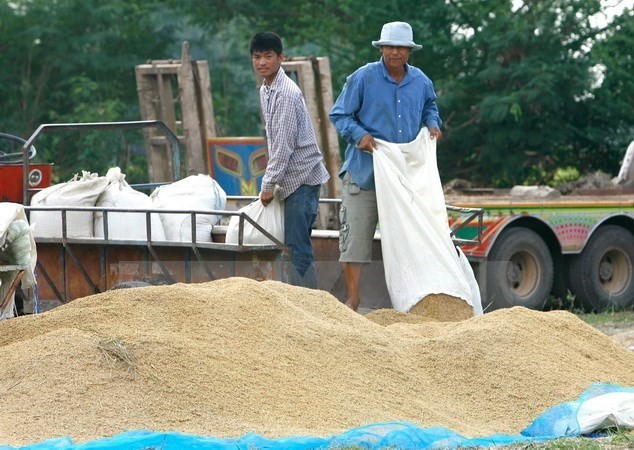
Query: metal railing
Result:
<box><xmin>21</xmin><ymin>120</ymin><xmax>182</xmax><ymax>204</ymax></box>
<box><xmin>25</xmin><ymin>205</ymin><xmax>284</xmax><ymax>248</ymax></box>
<box><xmin>222</xmin><ymin>196</ymin><xmax>484</xmax><ymax>246</ymax></box>
<box><xmin>446</xmin><ymin>204</ymin><xmax>484</xmax><ymax>246</ymax></box>
<box><xmin>25</xmin><ymin>204</ymin><xmax>289</xmax><ymax>305</ymax></box>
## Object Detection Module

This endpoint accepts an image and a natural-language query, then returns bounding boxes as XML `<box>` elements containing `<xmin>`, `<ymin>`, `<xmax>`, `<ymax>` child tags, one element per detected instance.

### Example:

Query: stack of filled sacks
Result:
<box><xmin>30</xmin><ymin>170</ymin><xmax>227</xmax><ymax>243</ymax></box>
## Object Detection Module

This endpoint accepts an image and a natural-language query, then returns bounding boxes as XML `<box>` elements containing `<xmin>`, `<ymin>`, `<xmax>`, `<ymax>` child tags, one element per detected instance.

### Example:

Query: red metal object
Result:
<box><xmin>0</xmin><ymin>163</ymin><xmax>53</xmax><ymax>203</ymax></box>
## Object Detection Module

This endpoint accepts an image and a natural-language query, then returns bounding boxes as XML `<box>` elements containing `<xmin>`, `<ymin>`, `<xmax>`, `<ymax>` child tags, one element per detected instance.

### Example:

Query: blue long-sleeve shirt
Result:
<box><xmin>329</xmin><ymin>58</ymin><xmax>442</xmax><ymax>190</ymax></box>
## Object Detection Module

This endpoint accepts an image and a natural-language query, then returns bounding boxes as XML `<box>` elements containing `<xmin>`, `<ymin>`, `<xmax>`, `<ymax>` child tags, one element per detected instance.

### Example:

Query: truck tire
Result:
<box><xmin>568</xmin><ymin>225</ymin><xmax>634</xmax><ymax>312</ymax></box>
<box><xmin>486</xmin><ymin>227</ymin><xmax>553</xmax><ymax>311</ymax></box>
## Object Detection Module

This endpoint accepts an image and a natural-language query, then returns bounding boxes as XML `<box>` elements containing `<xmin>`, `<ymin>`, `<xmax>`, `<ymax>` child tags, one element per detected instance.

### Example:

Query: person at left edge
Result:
<box><xmin>249</xmin><ymin>31</ymin><xmax>330</xmax><ymax>289</ymax></box>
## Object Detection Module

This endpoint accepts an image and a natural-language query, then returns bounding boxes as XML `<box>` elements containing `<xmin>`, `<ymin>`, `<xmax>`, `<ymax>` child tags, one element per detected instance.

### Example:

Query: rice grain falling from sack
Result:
<box><xmin>0</xmin><ymin>277</ymin><xmax>632</xmax><ymax>446</ymax></box>
<box><xmin>365</xmin><ymin>309</ymin><xmax>434</xmax><ymax>326</ymax></box>
<box><xmin>409</xmin><ymin>293</ymin><xmax>475</xmax><ymax>321</ymax></box>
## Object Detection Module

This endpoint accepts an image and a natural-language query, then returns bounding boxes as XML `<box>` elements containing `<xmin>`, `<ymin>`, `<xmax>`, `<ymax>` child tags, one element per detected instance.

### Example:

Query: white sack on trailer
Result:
<box><xmin>151</xmin><ymin>174</ymin><xmax>227</xmax><ymax>243</ymax></box>
<box><xmin>94</xmin><ymin>167</ymin><xmax>166</xmax><ymax>241</ymax></box>
<box><xmin>225</xmin><ymin>198</ymin><xmax>284</xmax><ymax>245</ymax></box>
<box><xmin>373</xmin><ymin>128</ymin><xmax>482</xmax><ymax>314</ymax></box>
<box><xmin>30</xmin><ymin>171</ymin><xmax>109</xmax><ymax>239</ymax></box>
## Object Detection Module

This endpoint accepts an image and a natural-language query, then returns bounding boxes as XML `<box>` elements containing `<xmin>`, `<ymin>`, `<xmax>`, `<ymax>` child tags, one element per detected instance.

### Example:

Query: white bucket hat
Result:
<box><xmin>372</xmin><ymin>21</ymin><xmax>422</xmax><ymax>50</ymax></box>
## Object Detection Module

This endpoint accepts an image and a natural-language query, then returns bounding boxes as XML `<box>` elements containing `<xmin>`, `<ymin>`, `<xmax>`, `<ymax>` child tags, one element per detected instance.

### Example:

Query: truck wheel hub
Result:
<box><xmin>598</xmin><ymin>259</ymin><xmax>613</xmax><ymax>282</ymax></box>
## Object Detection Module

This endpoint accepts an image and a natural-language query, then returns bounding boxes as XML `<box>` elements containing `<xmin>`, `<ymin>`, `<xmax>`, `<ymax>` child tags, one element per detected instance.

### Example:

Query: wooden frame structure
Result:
<box><xmin>137</xmin><ymin>47</ymin><xmax>341</xmax><ymax>228</ymax></box>
<box><xmin>277</xmin><ymin>57</ymin><xmax>342</xmax><ymax>229</ymax></box>
<box><xmin>281</xmin><ymin>57</ymin><xmax>342</xmax><ymax>201</ymax></box>
<box><xmin>136</xmin><ymin>42</ymin><xmax>217</xmax><ymax>182</ymax></box>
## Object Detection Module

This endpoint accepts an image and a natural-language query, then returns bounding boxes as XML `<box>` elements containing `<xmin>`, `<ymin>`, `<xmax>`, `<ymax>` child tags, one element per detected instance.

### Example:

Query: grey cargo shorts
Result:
<box><xmin>339</xmin><ymin>173</ymin><xmax>378</xmax><ymax>264</ymax></box>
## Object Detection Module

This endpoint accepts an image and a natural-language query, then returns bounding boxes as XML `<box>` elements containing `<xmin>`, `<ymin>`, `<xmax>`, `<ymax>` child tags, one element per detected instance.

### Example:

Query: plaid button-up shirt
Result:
<box><xmin>260</xmin><ymin>68</ymin><xmax>329</xmax><ymax>199</ymax></box>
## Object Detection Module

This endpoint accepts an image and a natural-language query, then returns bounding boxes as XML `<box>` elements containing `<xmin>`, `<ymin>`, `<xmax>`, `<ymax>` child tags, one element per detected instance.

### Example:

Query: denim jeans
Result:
<box><xmin>284</xmin><ymin>184</ymin><xmax>321</xmax><ymax>288</ymax></box>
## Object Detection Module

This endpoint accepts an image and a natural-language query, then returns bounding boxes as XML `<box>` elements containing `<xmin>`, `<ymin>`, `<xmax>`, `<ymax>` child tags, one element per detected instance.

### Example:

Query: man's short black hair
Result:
<box><xmin>249</xmin><ymin>32</ymin><xmax>283</xmax><ymax>55</ymax></box>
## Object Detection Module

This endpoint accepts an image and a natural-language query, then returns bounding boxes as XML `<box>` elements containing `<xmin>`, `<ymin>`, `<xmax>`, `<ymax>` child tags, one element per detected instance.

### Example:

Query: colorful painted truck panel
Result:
<box><xmin>446</xmin><ymin>194</ymin><xmax>634</xmax><ymax>312</ymax></box>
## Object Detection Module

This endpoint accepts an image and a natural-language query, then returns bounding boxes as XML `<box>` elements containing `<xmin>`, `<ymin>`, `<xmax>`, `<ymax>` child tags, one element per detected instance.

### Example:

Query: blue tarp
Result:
<box><xmin>3</xmin><ymin>383</ymin><xmax>632</xmax><ymax>450</ymax></box>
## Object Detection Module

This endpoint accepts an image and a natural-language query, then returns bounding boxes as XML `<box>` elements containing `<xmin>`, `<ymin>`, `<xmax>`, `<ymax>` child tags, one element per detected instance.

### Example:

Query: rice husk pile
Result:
<box><xmin>0</xmin><ymin>277</ymin><xmax>632</xmax><ymax>446</ymax></box>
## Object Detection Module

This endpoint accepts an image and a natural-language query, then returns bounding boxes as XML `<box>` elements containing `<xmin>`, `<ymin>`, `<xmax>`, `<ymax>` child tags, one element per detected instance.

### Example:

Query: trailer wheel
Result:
<box><xmin>486</xmin><ymin>227</ymin><xmax>553</xmax><ymax>311</ymax></box>
<box><xmin>568</xmin><ymin>225</ymin><xmax>634</xmax><ymax>312</ymax></box>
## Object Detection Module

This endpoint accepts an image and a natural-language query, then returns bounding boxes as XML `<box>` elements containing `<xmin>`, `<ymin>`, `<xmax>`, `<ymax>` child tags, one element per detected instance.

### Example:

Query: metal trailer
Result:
<box><xmin>24</xmin><ymin>204</ymin><xmax>289</xmax><ymax>313</ymax></box>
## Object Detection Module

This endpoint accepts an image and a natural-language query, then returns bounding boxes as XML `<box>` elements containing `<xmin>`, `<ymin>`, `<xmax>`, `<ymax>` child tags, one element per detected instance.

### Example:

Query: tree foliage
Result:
<box><xmin>164</xmin><ymin>0</ymin><xmax>634</xmax><ymax>186</ymax></box>
<box><xmin>435</xmin><ymin>0</ymin><xmax>605</xmax><ymax>185</ymax></box>
<box><xmin>1</xmin><ymin>0</ymin><xmax>632</xmax><ymax>186</ymax></box>
<box><xmin>0</xmin><ymin>0</ymin><xmax>175</xmax><ymax>182</ymax></box>
<box><xmin>576</xmin><ymin>7</ymin><xmax>634</xmax><ymax>172</ymax></box>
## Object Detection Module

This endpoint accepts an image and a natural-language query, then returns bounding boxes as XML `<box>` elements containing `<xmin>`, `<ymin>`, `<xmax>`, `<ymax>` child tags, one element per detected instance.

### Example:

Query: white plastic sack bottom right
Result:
<box><xmin>373</xmin><ymin>128</ymin><xmax>482</xmax><ymax>314</ymax></box>
<box><xmin>576</xmin><ymin>391</ymin><xmax>634</xmax><ymax>434</ymax></box>
<box><xmin>225</xmin><ymin>198</ymin><xmax>284</xmax><ymax>245</ymax></box>
<box><xmin>522</xmin><ymin>384</ymin><xmax>634</xmax><ymax>437</ymax></box>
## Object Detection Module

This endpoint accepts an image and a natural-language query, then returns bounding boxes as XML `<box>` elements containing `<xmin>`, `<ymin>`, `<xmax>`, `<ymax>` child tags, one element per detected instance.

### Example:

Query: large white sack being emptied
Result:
<box><xmin>225</xmin><ymin>198</ymin><xmax>284</xmax><ymax>245</ymax></box>
<box><xmin>151</xmin><ymin>174</ymin><xmax>227</xmax><ymax>243</ymax></box>
<box><xmin>373</xmin><ymin>128</ymin><xmax>482</xmax><ymax>314</ymax></box>
<box><xmin>30</xmin><ymin>171</ymin><xmax>109</xmax><ymax>239</ymax></box>
<box><xmin>94</xmin><ymin>167</ymin><xmax>166</xmax><ymax>241</ymax></box>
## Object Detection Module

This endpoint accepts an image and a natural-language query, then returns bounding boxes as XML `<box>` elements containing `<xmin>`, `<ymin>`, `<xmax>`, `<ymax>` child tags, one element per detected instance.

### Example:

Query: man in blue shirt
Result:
<box><xmin>329</xmin><ymin>21</ymin><xmax>442</xmax><ymax>311</ymax></box>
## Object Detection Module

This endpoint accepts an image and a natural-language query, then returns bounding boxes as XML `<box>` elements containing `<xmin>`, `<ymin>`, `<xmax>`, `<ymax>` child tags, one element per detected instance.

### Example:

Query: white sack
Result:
<box><xmin>509</xmin><ymin>185</ymin><xmax>561</xmax><ymax>198</ymax></box>
<box><xmin>577</xmin><ymin>392</ymin><xmax>634</xmax><ymax>434</ymax></box>
<box><xmin>4</xmin><ymin>219</ymin><xmax>32</xmax><ymax>266</ymax></box>
<box><xmin>0</xmin><ymin>203</ymin><xmax>37</xmax><ymax>288</ymax></box>
<box><xmin>151</xmin><ymin>174</ymin><xmax>227</xmax><ymax>243</ymax></box>
<box><xmin>373</xmin><ymin>128</ymin><xmax>482</xmax><ymax>314</ymax></box>
<box><xmin>94</xmin><ymin>167</ymin><xmax>166</xmax><ymax>241</ymax></box>
<box><xmin>616</xmin><ymin>140</ymin><xmax>634</xmax><ymax>186</ymax></box>
<box><xmin>225</xmin><ymin>198</ymin><xmax>284</xmax><ymax>245</ymax></box>
<box><xmin>0</xmin><ymin>203</ymin><xmax>38</xmax><ymax>320</ymax></box>
<box><xmin>30</xmin><ymin>171</ymin><xmax>108</xmax><ymax>239</ymax></box>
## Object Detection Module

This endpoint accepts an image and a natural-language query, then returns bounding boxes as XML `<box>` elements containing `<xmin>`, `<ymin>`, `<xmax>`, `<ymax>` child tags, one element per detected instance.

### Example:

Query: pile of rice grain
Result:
<box><xmin>0</xmin><ymin>277</ymin><xmax>632</xmax><ymax>447</ymax></box>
